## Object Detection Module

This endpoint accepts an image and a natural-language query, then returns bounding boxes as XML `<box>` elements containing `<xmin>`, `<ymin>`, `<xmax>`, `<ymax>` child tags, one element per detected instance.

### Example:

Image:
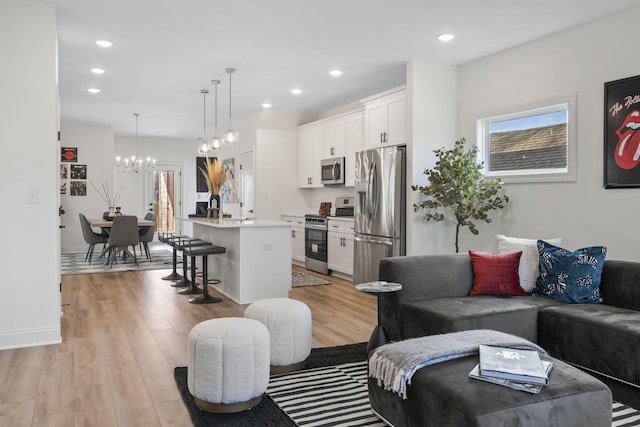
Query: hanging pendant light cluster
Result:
<box><xmin>115</xmin><ymin>113</ymin><xmax>156</xmax><ymax>174</ymax></box>
<box><xmin>196</xmin><ymin>68</ymin><xmax>239</xmax><ymax>154</ymax></box>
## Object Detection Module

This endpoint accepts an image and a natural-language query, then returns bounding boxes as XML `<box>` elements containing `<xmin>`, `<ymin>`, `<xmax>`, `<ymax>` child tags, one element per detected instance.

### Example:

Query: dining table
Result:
<box><xmin>89</xmin><ymin>217</ymin><xmax>156</xmax><ymax>265</ymax></box>
<box><xmin>89</xmin><ymin>217</ymin><xmax>156</xmax><ymax>229</ymax></box>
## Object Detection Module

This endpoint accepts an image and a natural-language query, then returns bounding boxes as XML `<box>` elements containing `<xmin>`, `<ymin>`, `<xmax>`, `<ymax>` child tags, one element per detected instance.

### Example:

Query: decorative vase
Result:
<box><xmin>115</xmin><ymin>206</ymin><xmax>122</xmax><ymax>216</ymax></box>
<box><xmin>108</xmin><ymin>206</ymin><xmax>116</xmax><ymax>218</ymax></box>
<box><xmin>210</xmin><ymin>194</ymin><xmax>221</xmax><ymax>220</ymax></box>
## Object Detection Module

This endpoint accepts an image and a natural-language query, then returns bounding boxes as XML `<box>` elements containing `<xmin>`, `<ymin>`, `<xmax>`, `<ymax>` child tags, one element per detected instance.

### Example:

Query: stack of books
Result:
<box><xmin>469</xmin><ymin>344</ymin><xmax>553</xmax><ymax>394</ymax></box>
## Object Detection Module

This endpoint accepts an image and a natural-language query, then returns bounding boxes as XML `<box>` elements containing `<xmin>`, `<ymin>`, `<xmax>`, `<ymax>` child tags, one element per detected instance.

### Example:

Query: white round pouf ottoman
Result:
<box><xmin>187</xmin><ymin>317</ymin><xmax>270</xmax><ymax>413</ymax></box>
<box><xmin>244</xmin><ymin>298</ymin><xmax>312</xmax><ymax>373</ymax></box>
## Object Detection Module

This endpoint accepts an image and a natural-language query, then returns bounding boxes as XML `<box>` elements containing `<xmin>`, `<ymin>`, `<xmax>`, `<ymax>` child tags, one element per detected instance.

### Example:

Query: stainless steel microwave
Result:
<box><xmin>321</xmin><ymin>157</ymin><xmax>345</xmax><ymax>185</ymax></box>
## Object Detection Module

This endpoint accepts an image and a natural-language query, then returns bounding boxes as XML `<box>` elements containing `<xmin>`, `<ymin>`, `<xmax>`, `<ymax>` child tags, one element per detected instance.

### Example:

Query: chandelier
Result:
<box><xmin>115</xmin><ymin>113</ymin><xmax>156</xmax><ymax>174</ymax></box>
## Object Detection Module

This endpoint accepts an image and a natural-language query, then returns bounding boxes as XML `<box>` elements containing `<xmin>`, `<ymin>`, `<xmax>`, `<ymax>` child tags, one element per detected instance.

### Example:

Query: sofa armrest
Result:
<box><xmin>600</xmin><ymin>260</ymin><xmax>640</xmax><ymax>311</ymax></box>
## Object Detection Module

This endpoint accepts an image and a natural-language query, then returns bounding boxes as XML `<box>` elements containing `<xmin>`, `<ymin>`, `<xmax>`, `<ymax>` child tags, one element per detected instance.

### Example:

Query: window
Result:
<box><xmin>476</xmin><ymin>94</ymin><xmax>576</xmax><ymax>183</ymax></box>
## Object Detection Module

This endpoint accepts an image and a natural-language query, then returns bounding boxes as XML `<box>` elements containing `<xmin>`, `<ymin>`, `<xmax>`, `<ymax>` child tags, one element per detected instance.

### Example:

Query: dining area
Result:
<box><xmin>78</xmin><ymin>212</ymin><xmax>158</xmax><ymax>268</ymax></box>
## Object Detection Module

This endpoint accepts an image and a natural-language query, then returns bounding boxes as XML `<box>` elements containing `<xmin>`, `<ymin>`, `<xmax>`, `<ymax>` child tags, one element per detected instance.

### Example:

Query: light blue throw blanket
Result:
<box><xmin>368</xmin><ymin>329</ymin><xmax>546</xmax><ymax>399</ymax></box>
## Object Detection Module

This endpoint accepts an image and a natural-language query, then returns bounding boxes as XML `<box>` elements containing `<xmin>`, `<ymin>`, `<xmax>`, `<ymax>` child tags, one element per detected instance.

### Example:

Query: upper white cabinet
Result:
<box><xmin>298</xmin><ymin>111</ymin><xmax>362</xmax><ymax>189</ymax></box>
<box><xmin>361</xmin><ymin>86</ymin><xmax>406</xmax><ymax>149</ymax></box>
<box><xmin>345</xmin><ymin>112</ymin><xmax>363</xmax><ymax>187</ymax></box>
<box><xmin>297</xmin><ymin>125</ymin><xmax>323</xmax><ymax>188</ymax></box>
<box><xmin>323</xmin><ymin>118</ymin><xmax>345</xmax><ymax>158</ymax></box>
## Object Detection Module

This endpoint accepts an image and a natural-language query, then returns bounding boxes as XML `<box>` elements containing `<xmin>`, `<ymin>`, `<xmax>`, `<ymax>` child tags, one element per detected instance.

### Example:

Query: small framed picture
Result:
<box><xmin>604</xmin><ymin>74</ymin><xmax>640</xmax><ymax>188</ymax></box>
<box><xmin>70</xmin><ymin>164</ymin><xmax>87</xmax><ymax>179</ymax></box>
<box><xmin>60</xmin><ymin>164</ymin><xmax>68</xmax><ymax>179</ymax></box>
<box><xmin>61</xmin><ymin>147</ymin><xmax>77</xmax><ymax>162</ymax></box>
<box><xmin>70</xmin><ymin>180</ymin><xmax>86</xmax><ymax>196</ymax></box>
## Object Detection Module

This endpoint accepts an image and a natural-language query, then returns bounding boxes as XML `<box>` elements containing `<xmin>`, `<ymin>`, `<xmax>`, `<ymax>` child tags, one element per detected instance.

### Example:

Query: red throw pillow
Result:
<box><xmin>468</xmin><ymin>250</ymin><xmax>526</xmax><ymax>296</ymax></box>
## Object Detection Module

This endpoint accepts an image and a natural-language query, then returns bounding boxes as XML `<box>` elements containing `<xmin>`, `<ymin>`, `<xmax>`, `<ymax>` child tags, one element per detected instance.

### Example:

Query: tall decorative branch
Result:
<box><xmin>89</xmin><ymin>180</ymin><xmax>124</xmax><ymax>207</ymax></box>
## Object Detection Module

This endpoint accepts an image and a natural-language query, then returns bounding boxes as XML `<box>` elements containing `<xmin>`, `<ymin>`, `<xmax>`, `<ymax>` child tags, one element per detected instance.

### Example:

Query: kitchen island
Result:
<box><xmin>178</xmin><ymin>217</ymin><xmax>292</xmax><ymax>304</ymax></box>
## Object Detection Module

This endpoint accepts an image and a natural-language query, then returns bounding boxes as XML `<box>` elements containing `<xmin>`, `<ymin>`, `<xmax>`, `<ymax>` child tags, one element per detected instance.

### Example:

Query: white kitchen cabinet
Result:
<box><xmin>327</xmin><ymin>218</ymin><xmax>354</xmax><ymax>276</ymax></box>
<box><xmin>323</xmin><ymin>117</ymin><xmax>345</xmax><ymax>158</ymax></box>
<box><xmin>297</xmin><ymin>126</ymin><xmax>323</xmax><ymax>188</ymax></box>
<box><xmin>282</xmin><ymin>215</ymin><xmax>305</xmax><ymax>264</ymax></box>
<box><xmin>362</xmin><ymin>87</ymin><xmax>406</xmax><ymax>149</ymax></box>
<box><xmin>345</xmin><ymin>112</ymin><xmax>363</xmax><ymax>187</ymax></box>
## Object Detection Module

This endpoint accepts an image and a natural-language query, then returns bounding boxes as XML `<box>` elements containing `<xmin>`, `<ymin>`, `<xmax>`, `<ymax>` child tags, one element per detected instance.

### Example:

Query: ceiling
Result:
<box><xmin>43</xmin><ymin>0</ymin><xmax>639</xmax><ymax>140</ymax></box>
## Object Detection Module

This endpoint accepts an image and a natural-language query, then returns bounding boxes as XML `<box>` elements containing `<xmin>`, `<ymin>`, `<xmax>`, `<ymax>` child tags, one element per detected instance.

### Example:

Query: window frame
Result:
<box><xmin>476</xmin><ymin>93</ymin><xmax>577</xmax><ymax>183</ymax></box>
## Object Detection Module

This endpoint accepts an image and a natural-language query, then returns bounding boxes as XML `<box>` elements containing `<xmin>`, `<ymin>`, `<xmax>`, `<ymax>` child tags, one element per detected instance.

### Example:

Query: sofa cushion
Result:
<box><xmin>398</xmin><ymin>295</ymin><xmax>566</xmax><ymax>343</ymax></box>
<box><xmin>469</xmin><ymin>250</ymin><xmax>526</xmax><ymax>296</ymax></box>
<box><xmin>532</xmin><ymin>241</ymin><xmax>606</xmax><ymax>304</ymax></box>
<box><xmin>538</xmin><ymin>304</ymin><xmax>640</xmax><ymax>387</ymax></box>
<box><xmin>497</xmin><ymin>234</ymin><xmax>562</xmax><ymax>293</ymax></box>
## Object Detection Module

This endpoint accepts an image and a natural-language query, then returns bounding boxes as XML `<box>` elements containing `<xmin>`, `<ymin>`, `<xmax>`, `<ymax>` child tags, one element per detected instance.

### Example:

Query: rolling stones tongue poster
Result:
<box><xmin>604</xmin><ymin>74</ymin><xmax>640</xmax><ymax>188</ymax></box>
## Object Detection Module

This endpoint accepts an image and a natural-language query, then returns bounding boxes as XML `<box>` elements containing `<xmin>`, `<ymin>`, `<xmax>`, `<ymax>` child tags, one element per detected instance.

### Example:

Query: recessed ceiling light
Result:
<box><xmin>329</xmin><ymin>70</ymin><xmax>343</xmax><ymax>77</ymax></box>
<box><xmin>437</xmin><ymin>33</ymin><xmax>455</xmax><ymax>42</ymax></box>
<box><xmin>262</xmin><ymin>103</ymin><xmax>272</xmax><ymax>109</ymax></box>
<box><xmin>87</xmin><ymin>88</ymin><xmax>101</xmax><ymax>94</ymax></box>
<box><xmin>90</xmin><ymin>68</ymin><xmax>105</xmax><ymax>74</ymax></box>
<box><xmin>95</xmin><ymin>40</ymin><xmax>112</xmax><ymax>47</ymax></box>
<box><xmin>291</xmin><ymin>89</ymin><xmax>302</xmax><ymax>95</ymax></box>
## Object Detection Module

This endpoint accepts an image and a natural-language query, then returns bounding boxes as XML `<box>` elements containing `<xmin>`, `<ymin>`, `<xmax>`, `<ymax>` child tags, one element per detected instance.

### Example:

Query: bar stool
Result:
<box><xmin>174</xmin><ymin>239</ymin><xmax>213</xmax><ymax>293</ymax></box>
<box><xmin>161</xmin><ymin>234</ymin><xmax>188</xmax><ymax>281</ymax></box>
<box><xmin>183</xmin><ymin>244</ymin><xmax>226</xmax><ymax>304</ymax></box>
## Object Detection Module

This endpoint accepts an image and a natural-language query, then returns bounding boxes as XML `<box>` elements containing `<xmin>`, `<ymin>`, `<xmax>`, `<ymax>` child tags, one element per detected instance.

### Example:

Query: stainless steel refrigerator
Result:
<box><xmin>353</xmin><ymin>145</ymin><xmax>406</xmax><ymax>285</ymax></box>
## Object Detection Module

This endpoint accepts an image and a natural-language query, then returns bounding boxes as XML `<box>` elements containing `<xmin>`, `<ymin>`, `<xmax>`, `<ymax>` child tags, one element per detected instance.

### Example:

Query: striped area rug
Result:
<box><xmin>268</xmin><ymin>361</ymin><xmax>640</xmax><ymax>427</ymax></box>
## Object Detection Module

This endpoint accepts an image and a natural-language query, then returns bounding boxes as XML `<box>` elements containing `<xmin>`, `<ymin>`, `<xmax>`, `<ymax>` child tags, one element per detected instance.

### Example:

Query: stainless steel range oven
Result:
<box><xmin>305</xmin><ymin>214</ymin><xmax>328</xmax><ymax>275</ymax></box>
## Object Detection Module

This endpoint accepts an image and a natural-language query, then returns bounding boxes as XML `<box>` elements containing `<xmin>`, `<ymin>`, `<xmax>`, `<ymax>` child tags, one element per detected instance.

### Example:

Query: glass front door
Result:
<box><xmin>147</xmin><ymin>164</ymin><xmax>181</xmax><ymax>234</ymax></box>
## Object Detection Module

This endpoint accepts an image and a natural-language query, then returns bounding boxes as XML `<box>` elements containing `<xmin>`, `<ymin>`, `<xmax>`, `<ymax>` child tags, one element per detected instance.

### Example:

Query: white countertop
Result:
<box><xmin>179</xmin><ymin>217</ymin><xmax>291</xmax><ymax>228</ymax></box>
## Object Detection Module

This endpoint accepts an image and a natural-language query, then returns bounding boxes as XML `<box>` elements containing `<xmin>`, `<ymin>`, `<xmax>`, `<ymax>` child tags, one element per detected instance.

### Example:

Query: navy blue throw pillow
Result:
<box><xmin>532</xmin><ymin>240</ymin><xmax>606</xmax><ymax>304</ymax></box>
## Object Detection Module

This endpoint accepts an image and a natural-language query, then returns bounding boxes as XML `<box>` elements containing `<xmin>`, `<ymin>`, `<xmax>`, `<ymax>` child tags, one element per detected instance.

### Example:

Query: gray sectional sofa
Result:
<box><xmin>378</xmin><ymin>253</ymin><xmax>640</xmax><ymax>387</ymax></box>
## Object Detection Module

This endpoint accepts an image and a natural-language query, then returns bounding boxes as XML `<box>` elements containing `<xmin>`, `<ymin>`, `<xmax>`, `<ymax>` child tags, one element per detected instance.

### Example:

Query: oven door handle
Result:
<box><xmin>305</xmin><ymin>224</ymin><xmax>327</xmax><ymax>231</ymax></box>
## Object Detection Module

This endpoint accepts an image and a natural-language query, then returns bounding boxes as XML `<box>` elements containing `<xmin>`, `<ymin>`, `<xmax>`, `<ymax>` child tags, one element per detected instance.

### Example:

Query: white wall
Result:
<box><xmin>455</xmin><ymin>5</ymin><xmax>640</xmax><ymax>260</ymax></box>
<box><xmin>60</xmin><ymin>123</ymin><xmax>114</xmax><ymax>252</ymax></box>
<box><xmin>0</xmin><ymin>0</ymin><xmax>60</xmax><ymax>349</ymax></box>
<box><xmin>406</xmin><ymin>61</ymin><xmax>459</xmax><ymax>255</ymax></box>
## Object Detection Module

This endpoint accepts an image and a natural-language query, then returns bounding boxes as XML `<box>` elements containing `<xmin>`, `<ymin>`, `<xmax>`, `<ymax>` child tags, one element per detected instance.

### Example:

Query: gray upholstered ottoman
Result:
<box><xmin>368</xmin><ymin>354</ymin><xmax>612</xmax><ymax>427</ymax></box>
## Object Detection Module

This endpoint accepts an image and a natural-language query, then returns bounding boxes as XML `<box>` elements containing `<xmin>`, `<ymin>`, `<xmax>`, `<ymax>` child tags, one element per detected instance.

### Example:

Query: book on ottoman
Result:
<box><xmin>478</xmin><ymin>344</ymin><xmax>549</xmax><ymax>386</ymax></box>
<box><xmin>470</xmin><ymin>360</ymin><xmax>553</xmax><ymax>394</ymax></box>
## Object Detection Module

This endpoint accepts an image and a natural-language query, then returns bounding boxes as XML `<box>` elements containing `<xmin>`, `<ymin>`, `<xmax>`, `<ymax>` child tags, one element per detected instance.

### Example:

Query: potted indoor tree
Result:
<box><xmin>412</xmin><ymin>138</ymin><xmax>509</xmax><ymax>253</ymax></box>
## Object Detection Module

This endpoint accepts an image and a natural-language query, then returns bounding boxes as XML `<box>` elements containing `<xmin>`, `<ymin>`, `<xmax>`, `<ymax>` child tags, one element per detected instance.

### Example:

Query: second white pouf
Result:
<box><xmin>245</xmin><ymin>298</ymin><xmax>312</xmax><ymax>373</ymax></box>
<box><xmin>187</xmin><ymin>317</ymin><xmax>270</xmax><ymax>413</ymax></box>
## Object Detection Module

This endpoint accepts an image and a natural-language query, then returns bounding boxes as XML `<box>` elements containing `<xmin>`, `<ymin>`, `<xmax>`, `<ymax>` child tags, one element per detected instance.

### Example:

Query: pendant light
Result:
<box><xmin>196</xmin><ymin>89</ymin><xmax>211</xmax><ymax>155</ymax></box>
<box><xmin>115</xmin><ymin>113</ymin><xmax>156</xmax><ymax>174</ymax></box>
<box><xmin>223</xmin><ymin>67</ymin><xmax>239</xmax><ymax>145</ymax></box>
<box><xmin>207</xmin><ymin>79</ymin><xmax>223</xmax><ymax>151</ymax></box>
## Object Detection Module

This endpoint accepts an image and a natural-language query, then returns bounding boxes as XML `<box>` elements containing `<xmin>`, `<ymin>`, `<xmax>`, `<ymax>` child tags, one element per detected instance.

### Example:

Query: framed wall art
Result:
<box><xmin>61</xmin><ymin>146</ymin><xmax>77</xmax><ymax>162</ymax></box>
<box><xmin>604</xmin><ymin>74</ymin><xmax>640</xmax><ymax>188</ymax></box>
<box><xmin>70</xmin><ymin>164</ymin><xmax>87</xmax><ymax>179</ymax></box>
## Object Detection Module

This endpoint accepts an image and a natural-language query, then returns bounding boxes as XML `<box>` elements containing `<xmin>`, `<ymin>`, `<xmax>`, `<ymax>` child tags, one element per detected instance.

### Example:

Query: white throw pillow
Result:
<box><xmin>496</xmin><ymin>234</ymin><xmax>562</xmax><ymax>293</ymax></box>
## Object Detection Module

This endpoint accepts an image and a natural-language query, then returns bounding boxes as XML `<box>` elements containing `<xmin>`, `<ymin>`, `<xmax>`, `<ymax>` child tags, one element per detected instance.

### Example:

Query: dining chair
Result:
<box><xmin>106</xmin><ymin>215</ymin><xmax>140</xmax><ymax>267</ymax></box>
<box><xmin>79</xmin><ymin>213</ymin><xmax>108</xmax><ymax>264</ymax></box>
<box><xmin>139</xmin><ymin>212</ymin><xmax>157</xmax><ymax>261</ymax></box>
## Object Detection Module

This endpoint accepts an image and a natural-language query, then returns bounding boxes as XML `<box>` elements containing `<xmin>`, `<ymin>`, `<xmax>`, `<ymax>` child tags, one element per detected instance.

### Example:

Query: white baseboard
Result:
<box><xmin>0</xmin><ymin>326</ymin><xmax>61</xmax><ymax>350</ymax></box>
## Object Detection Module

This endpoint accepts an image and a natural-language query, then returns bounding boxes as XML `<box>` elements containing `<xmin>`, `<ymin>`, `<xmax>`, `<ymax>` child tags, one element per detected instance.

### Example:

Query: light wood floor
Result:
<box><xmin>0</xmin><ymin>265</ymin><xmax>376</xmax><ymax>427</ymax></box>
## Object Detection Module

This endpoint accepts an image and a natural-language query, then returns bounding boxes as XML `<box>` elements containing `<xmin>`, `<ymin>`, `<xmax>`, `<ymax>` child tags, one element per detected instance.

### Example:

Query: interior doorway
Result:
<box><xmin>147</xmin><ymin>164</ymin><xmax>182</xmax><ymax>234</ymax></box>
<box><xmin>240</xmin><ymin>151</ymin><xmax>254</xmax><ymax>218</ymax></box>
